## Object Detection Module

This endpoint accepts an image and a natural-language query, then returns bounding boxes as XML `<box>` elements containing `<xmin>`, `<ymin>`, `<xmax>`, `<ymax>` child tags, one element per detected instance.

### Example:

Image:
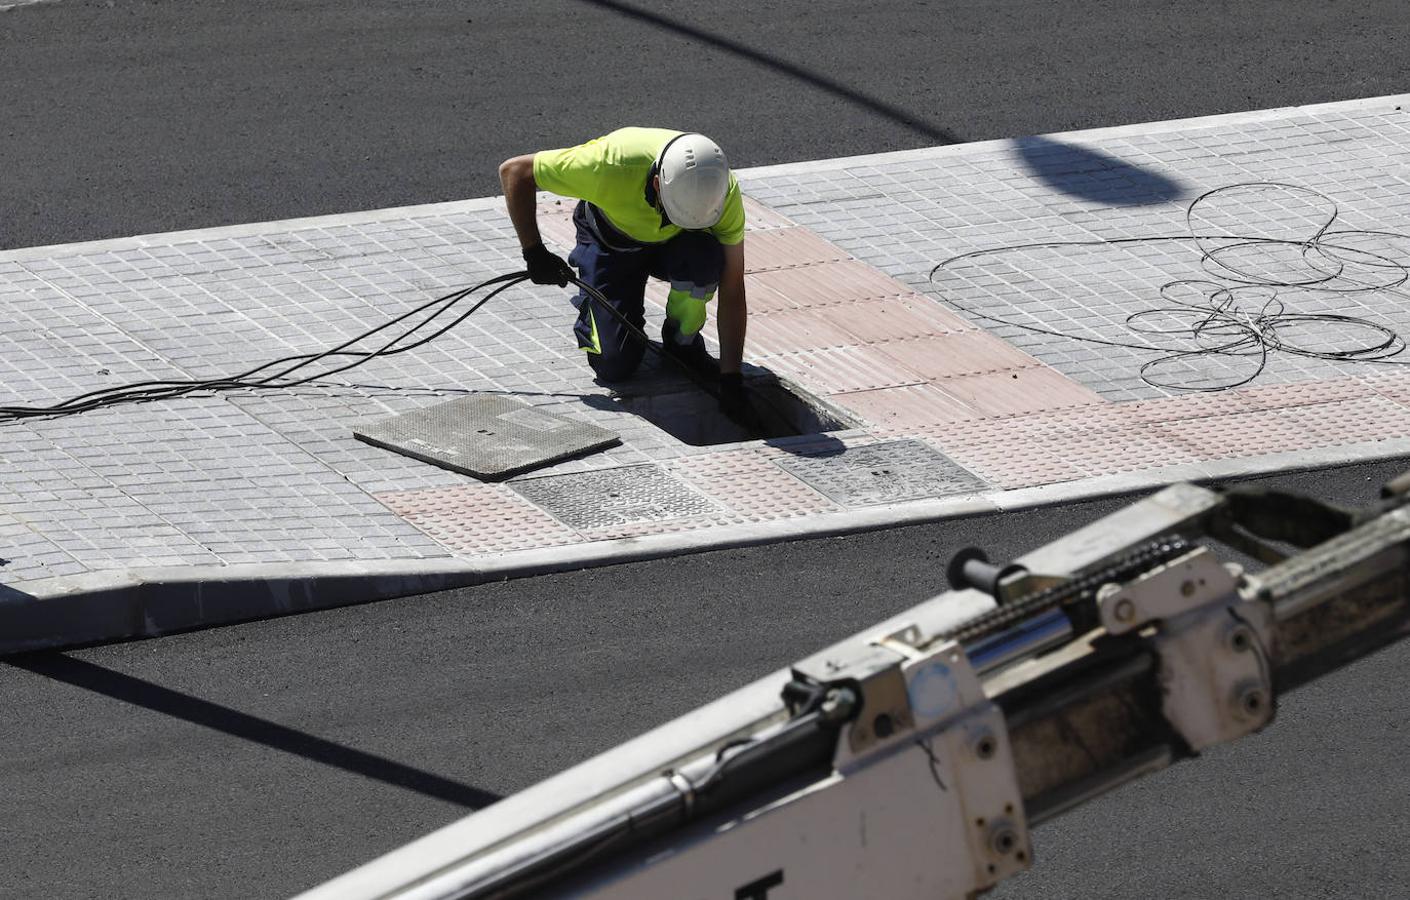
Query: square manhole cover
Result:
<box><xmin>775</xmin><ymin>439</ymin><xmax>988</xmax><ymax>507</ymax></box>
<box><xmin>354</xmin><ymin>394</ymin><xmax>619</xmax><ymax>481</ymax></box>
<box><xmin>511</xmin><ymin>464</ymin><xmax>718</xmax><ymax>530</ymax></box>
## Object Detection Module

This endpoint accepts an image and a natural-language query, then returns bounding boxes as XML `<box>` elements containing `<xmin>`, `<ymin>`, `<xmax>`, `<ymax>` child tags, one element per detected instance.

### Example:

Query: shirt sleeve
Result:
<box><xmin>532</xmin><ymin>141</ymin><xmax>605</xmax><ymax>203</ymax></box>
<box><xmin>710</xmin><ymin>177</ymin><xmax>747</xmax><ymax>245</ymax></box>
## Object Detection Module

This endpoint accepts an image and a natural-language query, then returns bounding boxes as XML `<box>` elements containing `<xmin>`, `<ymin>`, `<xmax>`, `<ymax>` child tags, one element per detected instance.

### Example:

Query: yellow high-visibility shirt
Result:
<box><xmin>533</xmin><ymin>127</ymin><xmax>746</xmax><ymax>246</ymax></box>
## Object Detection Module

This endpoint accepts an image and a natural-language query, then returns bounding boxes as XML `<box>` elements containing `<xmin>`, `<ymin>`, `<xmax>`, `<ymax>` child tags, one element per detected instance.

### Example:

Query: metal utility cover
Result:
<box><xmin>354</xmin><ymin>395</ymin><xmax>619</xmax><ymax>481</ymax></box>
<box><xmin>511</xmin><ymin>464</ymin><xmax>718</xmax><ymax>530</ymax></box>
<box><xmin>775</xmin><ymin>439</ymin><xmax>988</xmax><ymax>507</ymax></box>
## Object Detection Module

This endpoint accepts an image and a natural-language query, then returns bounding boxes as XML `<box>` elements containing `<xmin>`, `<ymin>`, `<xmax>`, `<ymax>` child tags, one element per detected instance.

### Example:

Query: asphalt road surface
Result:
<box><xmin>5</xmin><ymin>461</ymin><xmax>1410</xmax><ymax>899</ymax></box>
<box><xmin>2</xmin><ymin>0</ymin><xmax>1408</xmax><ymax>250</ymax></box>
<box><xmin>5</xmin><ymin>1</ymin><xmax>1410</xmax><ymax>897</ymax></box>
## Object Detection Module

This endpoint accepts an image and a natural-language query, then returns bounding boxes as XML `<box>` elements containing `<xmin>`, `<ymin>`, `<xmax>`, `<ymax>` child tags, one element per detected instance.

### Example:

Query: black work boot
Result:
<box><xmin>661</xmin><ymin>319</ymin><xmax>719</xmax><ymax>379</ymax></box>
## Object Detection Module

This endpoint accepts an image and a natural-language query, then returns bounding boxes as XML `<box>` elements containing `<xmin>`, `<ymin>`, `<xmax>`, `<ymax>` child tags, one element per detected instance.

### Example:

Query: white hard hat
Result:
<box><xmin>657</xmin><ymin>133</ymin><xmax>730</xmax><ymax>230</ymax></box>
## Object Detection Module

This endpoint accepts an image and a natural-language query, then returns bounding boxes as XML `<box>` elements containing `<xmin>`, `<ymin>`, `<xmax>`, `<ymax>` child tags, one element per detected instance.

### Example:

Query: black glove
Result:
<box><xmin>523</xmin><ymin>242</ymin><xmax>574</xmax><ymax>286</ymax></box>
<box><xmin>718</xmin><ymin>372</ymin><xmax>749</xmax><ymax>421</ymax></box>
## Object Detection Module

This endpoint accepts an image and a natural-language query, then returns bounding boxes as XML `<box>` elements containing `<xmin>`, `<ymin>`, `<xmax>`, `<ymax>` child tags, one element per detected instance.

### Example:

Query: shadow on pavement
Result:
<box><xmin>577</xmin><ymin>0</ymin><xmax>963</xmax><ymax>144</ymax></box>
<box><xmin>7</xmin><ymin>653</ymin><xmax>501</xmax><ymax>810</ymax></box>
<box><xmin>1014</xmin><ymin>135</ymin><xmax>1187</xmax><ymax>206</ymax></box>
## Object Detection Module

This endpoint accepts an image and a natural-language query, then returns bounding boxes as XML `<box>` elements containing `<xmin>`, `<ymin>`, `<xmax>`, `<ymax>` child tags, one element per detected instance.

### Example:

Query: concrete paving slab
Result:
<box><xmin>4</xmin><ymin>94</ymin><xmax>1410</xmax><ymax>652</ymax></box>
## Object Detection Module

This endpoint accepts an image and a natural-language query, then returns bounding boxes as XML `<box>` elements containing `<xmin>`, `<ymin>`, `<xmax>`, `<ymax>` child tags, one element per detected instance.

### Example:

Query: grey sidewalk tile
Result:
<box><xmin>4</xmin><ymin>96</ymin><xmax>1409</xmax><ymax>598</ymax></box>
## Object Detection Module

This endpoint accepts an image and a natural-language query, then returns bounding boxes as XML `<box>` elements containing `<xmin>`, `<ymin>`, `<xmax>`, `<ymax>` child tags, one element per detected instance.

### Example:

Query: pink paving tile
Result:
<box><xmin>536</xmin><ymin>199</ymin><xmax>578</xmax><ymax>249</ymax></box>
<box><xmin>1125</xmin><ymin>391</ymin><xmax>1259</xmax><ymax>423</ymax></box>
<box><xmin>812</xmin><ymin>293</ymin><xmax>975</xmax><ymax>342</ymax></box>
<box><xmin>1275</xmin><ymin>396</ymin><xmax>1410</xmax><ymax>446</ymax></box>
<box><xmin>743</xmin><ymin>196</ymin><xmax>798</xmax><ymax>231</ymax></box>
<box><xmin>671</xmin><ymin>449</ymin><xmax>839</xmax><ymax>518</ymax></box>
<box><xmin>922</xmin><ymin>402</ymin><xmax>1134</xmax><ymax>449</ymax></box>
<box><xmin>758</xmin><ymin>346</ymin><xmax>925</xmax><ymax>394</ymax></box>
<box><xmin>1045</xmin><ymin>424</ymin><xmax>1202</xmax><ymax>475</ymax></box>
<box><xmin>832</xmin><ymin>384</ymin><xmax>982</xmax><ymax>428</ymax></box>
<box><xmin>742</xmin><ymin>272</ymin><xmax>802</xmax><ymax>313</ymax></box>
<box><xmin>1231</xmin><ymin>377</ymin><xmax>1378</xmax><ymax>411</ymax></box>
<box><xmin>748</xmin><ymin>260</ymin><xmax>916</xmax><ymax>310</ymax></box>
<box><xmin>748</xmin><ymin>307</ymin><xmax>863</xmax><ymax>355</ymax></box>
<box><xmin>906</xmin><ymin>425</ymin><xmax>1087</xmax><ymax>489</ymax></box>
<box><xmin>1150</xmin><ymin>409</ymin><xmax>1324</xmax><ymax>460</ymax></box>
<box><xmin>874</xmin><ymin>332</ymin><xmax>1043</xmax><ymax>380</ymax></box>
<box><xmin>376</xmin><ymin>484</ymin><xmax>579</xmax><ymax>555</ymax></box>
<box><xmin>935</xmin><ymin>367</ymin><xmax>1105</xmax><ymax>416</ymax></box>
<box><xmin>745</xmin><ymin>227</ymin><xmax>850</xmax><ymax>272</ymax></box>
<box><xmin>537</xmin><ymin>215</ymin><xmax>577</xmax><ymax>251</ymax></box>
<box><xmin>578</xmin><ymin>516</ymin><xmax>730</xmax><ymax>542</ymax></box>
<box><xmin>1360</xmin><ymin>370</ymin><xmax>1410</xmax><ymax>408</ymax></box>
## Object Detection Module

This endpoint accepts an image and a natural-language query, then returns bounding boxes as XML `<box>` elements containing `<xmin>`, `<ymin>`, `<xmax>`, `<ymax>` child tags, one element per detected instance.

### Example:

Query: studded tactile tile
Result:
<box><xmin>1230</xmin><ymin>376</ymin><xmax>1380</xmax><ymax>410</ymax></box>
<box><xmin>1150</xmin><ymin>408</ymin><xmax>1332</xmax><ymax>460</ymax></box>
<box><xmin>1024</xmin><ymin>423</ymin><xmax>1202</xmax><ymax>476</ymax></box>
<box><xmin>671</xmin><ymin>449</ymin><xmax>839</xmax><ymax>519</ymax></box>
<box><xmin>375</xmin><ymin>483</ymin><xmax>578</xmax><ymax>555</ymax></box>
<box><xmin>1121</xmin><ymin>391</ymin><xmax>1261</xmax><ymax>424</ymax></box>
<box><xmin>1359</xmin><ymin>370</ymin><xmax>1410</xmax><ymax>408</ymax></box>
<box><xmin>1273</xmin><ymin>396</ymin><xmax>1410</xmax><ymax>447</ymax></box>
<box><xmin>927</xmin><ymin>431</ymin><xmax>1089</xmax><ymax>489</ymax></box>
<box><xmin>775</xmin><ymin>439</ymin><xmax>989</xmax><ymax>507</ymax></box>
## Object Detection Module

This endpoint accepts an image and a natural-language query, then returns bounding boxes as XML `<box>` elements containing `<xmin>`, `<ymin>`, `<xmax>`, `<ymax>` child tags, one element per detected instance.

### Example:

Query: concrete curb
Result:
<box><xmin>7</xmin><ymin>437</ymin><xmax>1408</xmax><ymax>656</ymax></box>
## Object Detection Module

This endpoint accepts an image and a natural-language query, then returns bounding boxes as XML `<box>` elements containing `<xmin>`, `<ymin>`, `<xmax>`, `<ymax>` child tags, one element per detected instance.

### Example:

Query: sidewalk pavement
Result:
<box><xmin>4</xmin><ymin>95</ymin><xmax>1410</xmax><ymax>652</ymax></box>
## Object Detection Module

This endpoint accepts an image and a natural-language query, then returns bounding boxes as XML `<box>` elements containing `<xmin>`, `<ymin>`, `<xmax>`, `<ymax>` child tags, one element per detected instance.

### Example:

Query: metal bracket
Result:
<box><xmin>1095</xmin><ymin>546</ymin><xmax>1273</xmax><ymax>751</ymax></box>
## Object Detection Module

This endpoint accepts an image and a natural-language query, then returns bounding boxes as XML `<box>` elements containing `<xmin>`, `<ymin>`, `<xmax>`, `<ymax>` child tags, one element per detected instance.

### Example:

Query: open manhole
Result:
<box><xmin>610</xmin><ymin>366</ymin><xmax>858</xmax><ymax>447</ymax></box>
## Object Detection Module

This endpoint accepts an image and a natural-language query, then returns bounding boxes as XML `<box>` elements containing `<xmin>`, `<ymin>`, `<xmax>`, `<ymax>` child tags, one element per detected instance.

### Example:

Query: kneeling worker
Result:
<box><xmin>499</xmin><ymin>127</ymin><xmax>748</xmax><ymax>416</ymax></box>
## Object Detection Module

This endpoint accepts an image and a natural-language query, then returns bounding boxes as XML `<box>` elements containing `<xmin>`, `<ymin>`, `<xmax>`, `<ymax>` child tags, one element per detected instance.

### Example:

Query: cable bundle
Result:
<box><xmin>931</xmin><ymin>182</ymin><xmax>1410</xmax><ymax>391</ymax></box>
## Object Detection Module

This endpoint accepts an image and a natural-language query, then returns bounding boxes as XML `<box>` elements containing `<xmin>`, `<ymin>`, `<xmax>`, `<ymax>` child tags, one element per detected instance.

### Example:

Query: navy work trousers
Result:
<box><xmin>568</xmin><ymin>201</ymin><xmax>724</xmax><ymax>382</ymax></box>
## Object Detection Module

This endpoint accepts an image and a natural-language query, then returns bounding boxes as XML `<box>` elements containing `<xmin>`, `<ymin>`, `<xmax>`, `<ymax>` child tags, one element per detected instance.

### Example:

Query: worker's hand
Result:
<box><xmin>522</xmin><ymin>243</ymin><xmax>574</xmax><ymax>287</ymax></box>
<box><xmin>718</xmin><ymin>372</ymin><xmax>749</xmax><ymax>422</ymax></box>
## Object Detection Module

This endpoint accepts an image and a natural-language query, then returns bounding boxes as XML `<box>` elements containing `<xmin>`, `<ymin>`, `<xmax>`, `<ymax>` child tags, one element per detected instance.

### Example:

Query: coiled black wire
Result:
<box><xmin>0</xmin><ymin>272</ymin><xmax>720</xmax><ymax>423</ymax></box>
<box><xmin>930</xmin><ymin>182</ymin><xmax>1410</xmax><ymax>392</ymax></box>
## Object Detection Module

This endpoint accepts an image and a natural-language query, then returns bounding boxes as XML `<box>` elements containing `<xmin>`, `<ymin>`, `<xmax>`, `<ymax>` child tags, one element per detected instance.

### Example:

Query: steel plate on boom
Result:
<box><xmin>353</xmin><ymin>395</ymin><xmax>619</xmax><ymax>481</ymax></box>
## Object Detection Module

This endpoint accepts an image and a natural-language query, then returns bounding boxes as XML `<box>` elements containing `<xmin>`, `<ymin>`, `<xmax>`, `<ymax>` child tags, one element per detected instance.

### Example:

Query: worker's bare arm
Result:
<box><xmin>717</xmin><ymin>240</ymin><xmax>747</xmax><ymax>375</ymax></box>
<box><xmin>499</xmin><ymin>154</ymin><xmax>544</xmax><ymax>251</ymax></box>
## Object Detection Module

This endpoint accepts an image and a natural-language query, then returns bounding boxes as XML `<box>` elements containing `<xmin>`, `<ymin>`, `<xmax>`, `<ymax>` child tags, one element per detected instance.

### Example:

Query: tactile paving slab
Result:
<box><xmin>353</xmin><ymin>394</ymin><xmax>620</xmax><ymax>481</ymax></box>
<box><xmin>774</xmin><ymin>439</ymin><xmax>989</xmax><ymax>507</ymax></box>
<box><xmin>510</xmin><ymin>464</ymin><xmax>719</xmax><ymax>529</ymax></box>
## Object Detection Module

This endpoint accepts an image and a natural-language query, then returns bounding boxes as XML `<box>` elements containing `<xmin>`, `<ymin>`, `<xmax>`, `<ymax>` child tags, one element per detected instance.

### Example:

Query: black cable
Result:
<box><xmin>929</xmin><ymin>182</ymin><xmax>1410</xmax><ymax>392</ymax></box>
<box><xmin>0</xmin><ymin>270</ymin><xmax>721</xmax><ymax>423</ymax></box>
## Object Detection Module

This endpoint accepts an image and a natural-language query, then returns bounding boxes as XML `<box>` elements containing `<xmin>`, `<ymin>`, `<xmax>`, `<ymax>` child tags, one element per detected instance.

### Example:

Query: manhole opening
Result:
<box><xmin>612</xmin><ymin>372</ymin><xmax>858</xmax><ymax>447</ymax></box>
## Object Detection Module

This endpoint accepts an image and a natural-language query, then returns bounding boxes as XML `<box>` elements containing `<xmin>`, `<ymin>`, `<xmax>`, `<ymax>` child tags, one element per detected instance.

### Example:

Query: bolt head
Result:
<box><xmin>974</xmin><ymin>733</ymin><xmax>997</xmax><ymax>760</ymax></box>
<box><xmin>1234</xmin><ymin>685</ymin><xmax>1269</xmax><ymax>720</ymax></box>
<box><xmin>989</xmin><ymin>825</ymin><xmax>1019</xmax><ymax>857</ymax></box>
<box><xmin>1113</xmin><ymin>598</ymin><xmax>1136</xmax><ymax>623</ymax></box>
<box><xmin>1226</xmin><ymin>624</ymin><xmax>1255</xmax><ymax>654</ymax></box>
<box><xmin>873</xmin><ymin>713</ymin><xmax>895</xmax><ymax>739</ymax></box>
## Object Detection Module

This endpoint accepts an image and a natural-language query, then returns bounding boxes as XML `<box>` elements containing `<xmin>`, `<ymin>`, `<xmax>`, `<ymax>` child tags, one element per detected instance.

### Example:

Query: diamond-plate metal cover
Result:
<box><xmin>511</xmin><ymin>464</ymin><xmax>718</xmax><ymax>529</ymax></box>
<box><xmin>354</xmin><ymin>395</ymin><xmax>619</xmax><ymax>481</ymax></box>
<box><xmin>775</xmin><ymin>440</ymin><xmax>989</xmax><ymax>506</ymax></box>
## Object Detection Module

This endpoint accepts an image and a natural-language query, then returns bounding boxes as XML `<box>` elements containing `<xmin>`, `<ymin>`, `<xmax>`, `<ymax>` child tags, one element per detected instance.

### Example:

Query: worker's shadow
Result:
<box><xmin>582</xmin><ymin>353</ymin><xmax>857</xmax><ymax>452</ymax></box>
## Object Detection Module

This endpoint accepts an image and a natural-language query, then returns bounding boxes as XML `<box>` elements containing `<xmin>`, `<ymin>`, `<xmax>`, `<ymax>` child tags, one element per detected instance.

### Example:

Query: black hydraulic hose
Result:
<box><xmin>567</xmin><ymin>273</ymin><xmax>726</xmax><ymax>402</ymax></box>
<box><xmin>0</xmin><ymin>270</ymin><xmax>723</xmax><ymax>422</ymax></box>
